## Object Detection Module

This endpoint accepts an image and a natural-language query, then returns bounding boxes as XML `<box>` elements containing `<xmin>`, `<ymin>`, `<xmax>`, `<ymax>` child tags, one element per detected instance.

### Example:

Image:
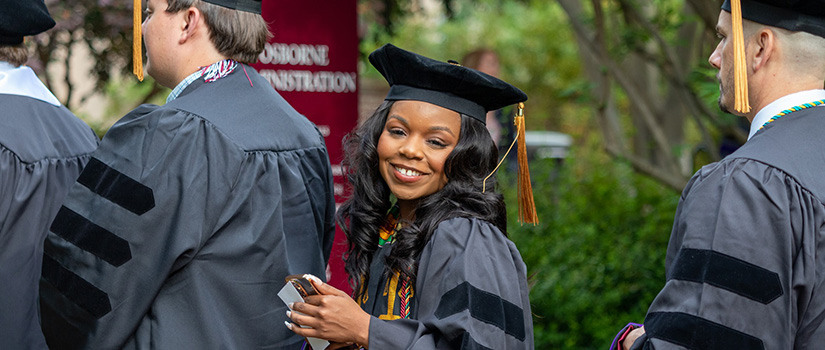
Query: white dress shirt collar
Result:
<box><xmin>749</xmin><ymin>89</ymin><xmax>825</xmax><ymax>140</ymax></box>
<box><xmin>0</xmin><ymin>61</ymin><xmax>61</xmax><ymax>106</ymax></box>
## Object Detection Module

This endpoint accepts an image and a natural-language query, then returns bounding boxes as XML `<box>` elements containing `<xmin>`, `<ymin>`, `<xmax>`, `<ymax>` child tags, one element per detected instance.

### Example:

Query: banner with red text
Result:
<box><xmin>253</xmin><ymin>0</ymin><xmax>358</xmax><ymax>293</ymax></box>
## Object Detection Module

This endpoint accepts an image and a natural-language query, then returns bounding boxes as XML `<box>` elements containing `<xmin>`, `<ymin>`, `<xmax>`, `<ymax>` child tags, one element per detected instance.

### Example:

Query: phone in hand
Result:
<box><xmin>285</xmin><ymin>274</ymin><xmax>320</xmax><ymax>299</ymax></box>
<box><xmin>278</xmin><ymin>274</ymin><xmax>329</xmax><ymax>350</ymax></box>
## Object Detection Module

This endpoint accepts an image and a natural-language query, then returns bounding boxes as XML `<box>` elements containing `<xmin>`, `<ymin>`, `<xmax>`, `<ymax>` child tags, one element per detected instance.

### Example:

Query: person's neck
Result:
<box><xmin>169</xmin><ymin>47</ymin><xmax>227</xmax><ymax>88</ymax></box>
<box><xmin>745</xmin><ymin>70</ymin><xmax>823</xmax><ymax>122</ymax></box>
<box><xmin>397</xmin><ymin>199</ymin><xmax>418</xmax><ymax>222</ymax></box>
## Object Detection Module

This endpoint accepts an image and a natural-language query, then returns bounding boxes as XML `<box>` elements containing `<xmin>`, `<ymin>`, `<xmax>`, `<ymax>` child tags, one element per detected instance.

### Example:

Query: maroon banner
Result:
<box><xmin>253</xmin><ymin>0</ymin><xmax>358</xmax><ymax>293</ymax></box>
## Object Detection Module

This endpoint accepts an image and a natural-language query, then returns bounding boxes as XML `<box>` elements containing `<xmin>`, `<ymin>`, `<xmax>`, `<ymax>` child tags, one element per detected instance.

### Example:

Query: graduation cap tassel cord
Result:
<box><xmin>483</xmin><ymin>128</ymin><xmax>518</xmax><ymax>193</ymax></box>
<box><xmin>133</xmin><ymin>0</ymin><xmax>144</xmax><ymax>81</ymax></box>
<box><xmin>483</xmin><ymin>103</ymin><xmax>538</xmax><ymax>225</ymax></box>
<box><xmin>732</xmin><ymin>0</ymin><xmax>750</xmax><ymax>113</ymax></box>
<box><xmin>515</xmin><ymin>103</ymin><xmax>538</xmax><ymax>225</ymax></box>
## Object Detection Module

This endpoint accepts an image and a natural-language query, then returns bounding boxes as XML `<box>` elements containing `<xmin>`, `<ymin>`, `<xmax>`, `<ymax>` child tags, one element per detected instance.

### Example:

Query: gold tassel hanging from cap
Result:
<box><xmin>731</xmin><ymin>0</ymin><xmax>750</xmax><ymax>113</ymax></box>
<box><xmin>482</xmin><ymin>103</ymin><xmax>538</xmax><ymax>225</ymax></box>
<box><xmin>133</xmin><ymin>0</ymin><xmax>144</xmax><ymax>81</ymax></box>
<box><xmin>514</xmin><ymin>103</ymin><xmax>538</xmax><ymax>224</ymax></box>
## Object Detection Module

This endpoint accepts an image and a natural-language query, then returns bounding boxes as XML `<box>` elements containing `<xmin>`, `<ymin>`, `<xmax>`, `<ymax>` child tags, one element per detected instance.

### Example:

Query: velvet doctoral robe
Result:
<box><xmin>362</xmin><ymin>217</ymin><xmax>534</xmax><ymax>349</ymax></box>
<box><xmin>632</xmin><ymin>106</ymin><xmax>825</xmax><ymax>349</ymax></box>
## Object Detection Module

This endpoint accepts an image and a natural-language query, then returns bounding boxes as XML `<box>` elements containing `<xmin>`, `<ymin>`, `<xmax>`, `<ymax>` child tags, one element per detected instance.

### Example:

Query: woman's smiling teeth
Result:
<box><xmin>395</xmin><ymin>166</ymin><xmax>422</xmax><ymax>177</ymax></box>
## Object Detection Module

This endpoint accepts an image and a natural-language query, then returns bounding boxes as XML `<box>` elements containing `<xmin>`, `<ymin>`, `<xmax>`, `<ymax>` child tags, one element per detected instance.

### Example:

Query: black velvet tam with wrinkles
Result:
<box><xmin>722</xmin><ymin>0</ymin><xmax>825</xmax><ymax>38</ymax></box>
<box><xmin>369</xmin><ymin>43</ymin><xmax>527</xmax><ymax>124</ymax></box>
<box><xmin>0</xmin><ymin>0</ymin><xmax>55</xmax><ymax>45</ymax></box>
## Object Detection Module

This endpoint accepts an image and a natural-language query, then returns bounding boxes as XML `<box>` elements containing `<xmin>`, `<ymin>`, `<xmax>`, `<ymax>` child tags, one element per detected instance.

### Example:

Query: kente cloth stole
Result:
<box><xmin>378</xmin><ymin>205</ymin><xmax>401</xmax><ymax>246</ymax></box>
<box><xmin>364</xmin><ymin>205</ymin><xmax>414</xmax><ymax>319</ymax></box>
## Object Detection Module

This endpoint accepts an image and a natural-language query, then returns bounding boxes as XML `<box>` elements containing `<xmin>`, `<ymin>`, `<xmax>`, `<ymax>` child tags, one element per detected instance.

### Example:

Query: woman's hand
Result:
<box><xmin>285</xmin><ymin>279</ymin><xmax>371</xmax><ymax>348</ymax></box>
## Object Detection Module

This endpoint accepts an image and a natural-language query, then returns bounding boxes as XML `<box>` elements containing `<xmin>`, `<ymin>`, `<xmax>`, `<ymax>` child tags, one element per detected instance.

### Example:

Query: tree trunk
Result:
<box><xmin>558</xmin><ymin>0</ymin><xmax>726</xmax><ymax>191</ymax></box>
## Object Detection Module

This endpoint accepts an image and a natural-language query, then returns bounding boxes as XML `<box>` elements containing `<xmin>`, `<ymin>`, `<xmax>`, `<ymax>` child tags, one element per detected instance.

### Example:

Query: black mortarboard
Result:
<box><xmin>203</xmin><ymin>0</ymin><xmax>262</xmax><ymax>14</ymax></box>
<box><xmin>368</xmin><ymin>44</ymin><xmax>528</xmax><ymax>124</ymax></box>
<box><xmin>0</xmin><ymin>0</ymin><xmax>55</xmax><ymax>45</ymax></box>
<box><xmin>722</xmin><ymin>0</ymin><xmax>825</xmax><ymax>38</ymax></box>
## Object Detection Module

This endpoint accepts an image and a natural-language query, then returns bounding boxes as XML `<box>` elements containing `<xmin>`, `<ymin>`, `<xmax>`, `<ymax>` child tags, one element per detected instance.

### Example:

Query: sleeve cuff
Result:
<box><xmin>610</xmin><ymin>322</ymin><xmax>643</xmax><ymax>350</ymax></box>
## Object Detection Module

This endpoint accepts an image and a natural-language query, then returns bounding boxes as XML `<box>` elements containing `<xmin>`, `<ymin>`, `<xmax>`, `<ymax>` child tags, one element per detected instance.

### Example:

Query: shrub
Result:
<box><xmin>502</xmin><ymin>150</ymin><xmax>678</xmax><ymax>349</ymax></box>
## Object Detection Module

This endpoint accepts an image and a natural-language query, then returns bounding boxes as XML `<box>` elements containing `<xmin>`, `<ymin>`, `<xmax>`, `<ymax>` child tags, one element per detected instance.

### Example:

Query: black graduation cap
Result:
<box><xmin>368</xmin><ymin>44</ymin><xmax>527</xmax><ymax>124</ymax></box>
<box><xmin>203</xmin><ymin>0</ymin><xmax>262</xmax><ymax>14</ymax></box>
<box><xmin>722</xmin><ymin>0</ymin><xmax>825</xmax><ymax>38</ymax></box>
<box><xmin>0</xmin><ymin>0</ymin><xmax>56</xmax><ymax>45</ymax></box>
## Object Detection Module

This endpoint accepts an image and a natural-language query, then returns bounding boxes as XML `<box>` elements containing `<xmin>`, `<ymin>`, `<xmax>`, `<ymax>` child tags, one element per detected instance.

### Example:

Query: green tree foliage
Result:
<box><xmin>35</xmin><ymin>0</ymin><xmax>162</xmax><ymax>111</ymax></box>
<box><xmin>501</xmin><ymin>154</ymin><xmax>676</xmax><ymax>348</ymax></box>
<box><xmin>558</xmin><ymin>0</ymin><xmax>744</xmax><ymax>190</ymax></box>
<box><xmin>360</xmin><ymin>0</ymin><xmax>580</xmax><ymax>136</ymax></box>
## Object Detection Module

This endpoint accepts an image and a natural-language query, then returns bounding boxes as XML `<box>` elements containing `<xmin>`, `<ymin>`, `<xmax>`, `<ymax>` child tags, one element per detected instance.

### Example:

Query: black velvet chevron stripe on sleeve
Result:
<box><xmin>50</xmin><ymin>206</ymin><xmax>132</xmax><ymax>267</ymax></box>
<box><xmin>669</xmin><ymin>248</ymin><xmax>783</xmax><ymax>304</ymax></box>
<box><xmin>76</xmin><ymin>157</ymin><xmax>155</xmax><ymax>215</ymax></box>
<box><xmin>41</xmin><ymin>254</ymin><xmax>112</xmax><ymax>318</ymax></box>
<box><xmin>645</xmin><ymin>312</ymin><xmax>764</xmax><ymax>350</ymax></box>
<box><xmin>434</xmin><ymin>281</ymin><xmax>526</xmax><ymax>341</ymax></box>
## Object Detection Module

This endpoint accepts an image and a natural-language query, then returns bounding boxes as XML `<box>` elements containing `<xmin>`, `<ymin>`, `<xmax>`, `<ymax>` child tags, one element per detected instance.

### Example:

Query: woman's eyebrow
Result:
<box><xmin>387</xmin><ymin>115</ymin><xmax>409</xmax><ymax>125</ymax></box>
<box><xmin>429</xmin><ymin>125</ymin><xmax>456</xmax><ymax>137</ymax></box>
<box><xmin>388</xmin><ymin>115</ymin><xmax>456</xmax><ymax>136</ymax></box>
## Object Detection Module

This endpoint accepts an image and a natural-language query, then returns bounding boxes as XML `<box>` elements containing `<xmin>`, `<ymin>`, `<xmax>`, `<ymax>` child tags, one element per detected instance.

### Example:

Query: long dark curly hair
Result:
<box><xmin>336</xmin><ymin>100</ymin><xmax>507</xmax><ymax>299</ymax></box>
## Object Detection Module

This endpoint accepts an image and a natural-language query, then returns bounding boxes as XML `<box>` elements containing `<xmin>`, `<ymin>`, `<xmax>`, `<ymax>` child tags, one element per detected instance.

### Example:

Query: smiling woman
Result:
<box><xmin>284</xmin><ymin>43</ymin><xmax>535</xmax><ymax>349</ymax></box>
<box><xmin>377</xmin><ymin>100</ymin><xmax>461</xmax><ymax>219</ymax></box>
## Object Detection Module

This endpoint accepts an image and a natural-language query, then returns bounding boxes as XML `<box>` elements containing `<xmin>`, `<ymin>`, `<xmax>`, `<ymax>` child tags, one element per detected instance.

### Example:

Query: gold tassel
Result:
<box><xmin>133</xmin><ymin>0</ymin><xmax>144</xmax><ymax>81</ymax></box>
<box><xmin>482</xmin><ymin>103</ymin><xmax>539</xmax><ymax>225</ymax></box>
<box><xmin>515</xmin><ymin>103</ymin><xmax>538</xmax><ymax>225</ymax></box>
<box><xmin>731</xmin><ymin>0</ymin><xmax>750</xmax><ymax>113</ymax></box>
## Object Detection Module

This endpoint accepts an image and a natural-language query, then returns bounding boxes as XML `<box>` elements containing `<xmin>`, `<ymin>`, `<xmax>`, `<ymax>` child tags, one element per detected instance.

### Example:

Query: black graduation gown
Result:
<box><xmin>632</xmin><ymin>106</ymin><xmax>825</xmax><ymax>349</ymax></box>
<box><xmin>0</xmin><ymin>93</ymin><xmax>98</xmax><ymax>350</ymax></box>
<box><xmin>362</xmin><ymin>217</ymin><xmax>534</xmax><ymax>349</ymax></box>
<box><xmin>38</xmin><ymin>65</ymin><xmax>336</xmax><ymax>349</ymax></box>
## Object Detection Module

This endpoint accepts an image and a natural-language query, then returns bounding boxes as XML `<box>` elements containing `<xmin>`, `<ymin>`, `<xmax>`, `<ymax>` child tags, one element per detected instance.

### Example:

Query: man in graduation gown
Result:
<box><xmin>38</xmin><ymin>0</ymin><xmax>335</xmax><ymax>348</ymax></box>
<box><xmin>615</xmin><ymin>1</ymin><xmax>825</xmax><ymax>349</ymax></box>
<box><xmin>0</xmin><ymin>2</ymin><xmax>99</xmax><ymax>349</ymax></box>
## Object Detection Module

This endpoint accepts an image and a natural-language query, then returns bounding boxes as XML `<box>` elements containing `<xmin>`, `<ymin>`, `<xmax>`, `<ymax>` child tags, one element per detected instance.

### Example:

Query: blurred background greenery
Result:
<box><xmin>29</xmin><ymin>0</ymin><xmax>743</xmax><ymax>348</ymax></box>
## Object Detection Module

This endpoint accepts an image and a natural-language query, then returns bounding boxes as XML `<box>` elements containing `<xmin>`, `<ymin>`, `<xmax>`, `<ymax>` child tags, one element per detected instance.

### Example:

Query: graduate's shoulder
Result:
<box><xmin>109</xmin><ymin>100</ymin><xmax>325</xmax><ymax>157</ymax></box>
<box><xmin>105</xmin><ymin>103</ymin><xmax>177</xmax><ymax>140</ymax></box>
<box><xmin>729</xmin><ymin>108</ymin><xmax>825</xmax><ymax>199</ymax></box>
<box><xmin>429</xmin><ymin>217</ymin><xmax>512</xmax><ymax>251</ymax></box>
<box><xmin>108</xmin><ymin>103</ymin><xmax>163</xmax><ymax>126</ymax></box>
<box><xmin>681</xmin><ymin>159</ymin><xmax>825</xmax><ymax>222</ymax></box>
<box><xmin>0</xmin><ymin>94</ymin><xmax>98</xmax><ymax>163</ymax></box>
<box><xmin>168</xmin><ymin>70</ymin><xmax>326</xmax><ymax>152</ymax></box>
<box><xmin>685</xmin><ymin>132</ymin><xmax>825</xmax><ymax>205</ymax></box>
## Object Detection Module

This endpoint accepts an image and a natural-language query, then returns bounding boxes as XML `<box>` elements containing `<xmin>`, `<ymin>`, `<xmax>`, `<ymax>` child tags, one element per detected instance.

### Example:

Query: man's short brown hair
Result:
<box><xmin>166</xmin><ymin>0</ymin><xmax>271</xmax><ymax>64</ymax></box>
<box><xmin>0</xmin><ymin>44</ymin><xmax>29</xmax><ymax>67</ymax></box>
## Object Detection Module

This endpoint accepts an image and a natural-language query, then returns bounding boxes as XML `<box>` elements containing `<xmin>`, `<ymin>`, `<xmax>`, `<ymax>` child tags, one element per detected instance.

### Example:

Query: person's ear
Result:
<box><xmin>179</xmin><ymin>7</ymin><xmax>203</xmax><ymax>44</ymax></box>
<box><xmin>752</xmin><ymin>28</ymin><xmax>775</xmax><ymax>73</ymax></box>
